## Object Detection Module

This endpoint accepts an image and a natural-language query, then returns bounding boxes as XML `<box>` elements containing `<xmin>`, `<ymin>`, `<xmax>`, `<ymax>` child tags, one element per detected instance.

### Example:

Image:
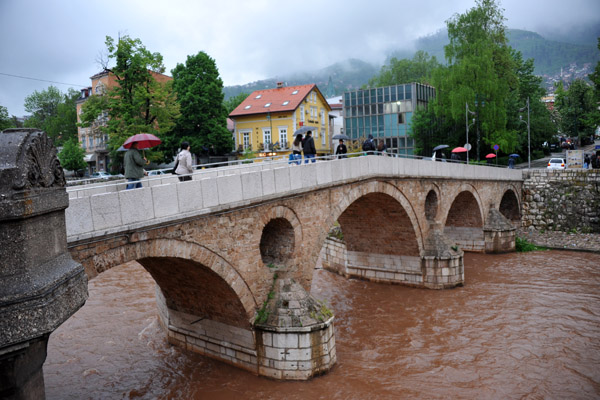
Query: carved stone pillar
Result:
<box><xmin>420</xmin><ymin>222</ymin><xmax>464</xmax><ymax>289</ymax></box>
<box><xmin>483</xmin><ymin>208</ymin><xmax>516</xmax><ymax>253</ymax></box>
<box><xmin>0</xmin><ymin>129</ymin><xmax>88</xmax><ymax>399</ymax></box>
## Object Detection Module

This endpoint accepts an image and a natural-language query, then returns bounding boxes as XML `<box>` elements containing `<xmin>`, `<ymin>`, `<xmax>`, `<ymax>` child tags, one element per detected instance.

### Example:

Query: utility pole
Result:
<box><xmin>519</xmin><ymin>97</ymin><xmax>531</xmax><ymax>169</ymax></box>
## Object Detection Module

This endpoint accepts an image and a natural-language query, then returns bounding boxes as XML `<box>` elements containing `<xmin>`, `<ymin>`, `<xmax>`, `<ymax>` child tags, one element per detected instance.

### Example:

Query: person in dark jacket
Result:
<box><xmin>363</xmin><ymin>134</ymin><xmax>376</xmax><ymax>155</ymax></box>
<box><xmin>335</xmin><ymin>139</ymin><xmax>348</xmax><ymax>159</ymax></box>
<box><xmin>303</xmin><ymin>131</ymin><xmax>316</xmax><ymax>163</ymax></box>
<box><xmin>124</xmin><ymin>142</ymin><xmax>147</xmax><ymax>189</ymax></box>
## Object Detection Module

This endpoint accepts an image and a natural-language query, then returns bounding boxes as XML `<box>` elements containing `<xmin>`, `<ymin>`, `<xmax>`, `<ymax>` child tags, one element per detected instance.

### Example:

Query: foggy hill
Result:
<box><xmin>224</xmin><ymin>28</ymin><xmax>599</xmax><ymax>99</ymax></box>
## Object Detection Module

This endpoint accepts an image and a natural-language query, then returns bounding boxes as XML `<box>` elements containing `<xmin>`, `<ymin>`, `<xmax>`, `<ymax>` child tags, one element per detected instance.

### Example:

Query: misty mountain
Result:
<box><xmin>396</xmin><ymin>28</ymin><xmax>600</xmax><ymax>76</ymax></box>
<box><xmin>223</xmin><ymin>59</ymin><xmax>377</xmax><ymax>100</ymax></box>
<box><xmin>224</xmin><ymin>28</ymin><xmax>599</xmax><ymax>99</ymax></box>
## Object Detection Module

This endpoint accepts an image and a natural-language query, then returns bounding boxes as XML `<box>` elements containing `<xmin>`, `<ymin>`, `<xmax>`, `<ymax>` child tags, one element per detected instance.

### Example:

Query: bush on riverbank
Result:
<box><xmin>516</xmin><ymin>236</ymin><xmax>547</xmax><ymax>252</ymax></box>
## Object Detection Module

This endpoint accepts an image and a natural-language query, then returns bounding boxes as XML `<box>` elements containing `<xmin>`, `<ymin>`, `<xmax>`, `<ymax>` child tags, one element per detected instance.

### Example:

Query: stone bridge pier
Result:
<box><xmin>0</xmin><ymin>129</ymin><xmax>88</xmax><ymax>400</ymax></box>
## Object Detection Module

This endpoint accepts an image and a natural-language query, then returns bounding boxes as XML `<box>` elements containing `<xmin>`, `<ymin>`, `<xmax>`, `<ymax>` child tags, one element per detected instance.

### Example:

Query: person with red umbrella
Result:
<box><xmin>124</xmin><ymin>141</ymin><xmax>148</xmax><ymax>189</ymax></box>
<box><xmin>123</xmin><ymin>133</ymin><xmax>161</xmax><ymax>189</ymax></box>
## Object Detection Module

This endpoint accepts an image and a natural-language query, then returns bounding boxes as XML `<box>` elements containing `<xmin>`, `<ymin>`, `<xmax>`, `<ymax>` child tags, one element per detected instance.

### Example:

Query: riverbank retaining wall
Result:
<box><xmin>521</xmin><ymin>170</ymin><xmax>600</xmax><ymax>233</ymax></box>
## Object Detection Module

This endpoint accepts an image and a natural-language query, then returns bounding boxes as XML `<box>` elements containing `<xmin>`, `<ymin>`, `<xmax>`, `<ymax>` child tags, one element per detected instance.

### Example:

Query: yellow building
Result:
<box><xmin>229</xmin><ymin>83</ymin><xmax>332</xmax><ymax>157</ymax></box>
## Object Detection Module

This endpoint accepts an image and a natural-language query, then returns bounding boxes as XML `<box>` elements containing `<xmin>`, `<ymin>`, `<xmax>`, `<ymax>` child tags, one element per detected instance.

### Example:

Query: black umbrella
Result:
<box><xmin>332</xmin><ymin>133</ymin><xmax>350</xmax><ymax>140</ymax></box>
<box><xmin>509</xmin><ymin>154</ymin><xmax>520</xmax><ymax>158</ymax></box>
<box><xmin>432</xmin><ymin>144</ymin><xmax>449</xmax><ymax>151</ymax></box>
<box><xmin>294</xmin><ymin>126</ymin><xmax>314</xmax><ymax>135</ymax></box>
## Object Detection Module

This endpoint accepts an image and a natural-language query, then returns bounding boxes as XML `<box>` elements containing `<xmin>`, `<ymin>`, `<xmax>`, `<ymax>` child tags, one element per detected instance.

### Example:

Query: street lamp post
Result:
<box><xmin>519</xmin><ymin>97</ymin><xmax>531</xmax><ymax>169</ymax></box>
<box><xmin>466</xmin><ymin>102</ymin><xmax>476</xmax><ymax>163</ymax></box>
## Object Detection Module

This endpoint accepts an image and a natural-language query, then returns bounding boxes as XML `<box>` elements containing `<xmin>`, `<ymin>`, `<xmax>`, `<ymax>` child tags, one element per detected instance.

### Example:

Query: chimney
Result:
<box><xmin>277</xmin><ymin>82</ymin><xmax>284</xmax><ymax>88</ymax></box>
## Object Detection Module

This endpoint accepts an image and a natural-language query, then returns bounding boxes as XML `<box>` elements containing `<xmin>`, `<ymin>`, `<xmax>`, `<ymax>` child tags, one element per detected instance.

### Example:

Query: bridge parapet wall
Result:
<box><xmin>66</xmin><ymin>156</ymin><xmax>522</xmax><ymax>242</ymax></box>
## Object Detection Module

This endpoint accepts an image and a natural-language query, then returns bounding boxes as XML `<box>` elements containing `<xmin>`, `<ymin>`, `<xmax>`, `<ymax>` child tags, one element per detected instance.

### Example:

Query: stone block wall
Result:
<box><xmin>322</xmin><ymin>237</ymin><xmax>424</xmax><ymax>286</ymax></box>
<box><xmin>156</xmin><ymin>287</ymin><xmax>258</xmax><ymax>373</ymax></box>
<box><xmin>321</xmin><ymin>237</ymin><xmax>347</xmax><ymax>275</ymax></box>
<box><xmin>256</xmin><ymin>323</ymin><xmax>336</xmax><ymax>380</ymax></box>
<box><xmin>443</xmin><ymin>226</ymin><xmax>485</xmax><ymax>252</ymax></box>
<box><xmin>483</xmin><ymin>229</ymin><xmax>516</xmax><ymax>253</ymax></box>
<box><xmin>421</xmin><ymin>255</ymin><xmax>464</xmax><ymax>289</ymax></box>
<box><xmin>522</xmin><ymin>170</ymin><xmax>600</xmax><ymax>233</ymax></box>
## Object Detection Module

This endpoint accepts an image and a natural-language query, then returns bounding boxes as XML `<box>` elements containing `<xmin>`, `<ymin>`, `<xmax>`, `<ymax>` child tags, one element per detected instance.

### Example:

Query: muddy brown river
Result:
<box><xmin>44</xmin><ymin>251</ymin><xmax>600</xmax><ymax>399</ymax></box>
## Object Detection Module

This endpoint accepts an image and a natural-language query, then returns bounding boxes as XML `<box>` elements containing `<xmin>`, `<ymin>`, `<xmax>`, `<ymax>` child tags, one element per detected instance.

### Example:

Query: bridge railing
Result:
<box><xmin>66</xmin><ymin>151</ymin><xmax>514</xmax><ymax>198</ymax></box>
<box><xmin>65</xmin><ymin>155</ymin><xmax>523</xmax><ymax>241</ymax></box>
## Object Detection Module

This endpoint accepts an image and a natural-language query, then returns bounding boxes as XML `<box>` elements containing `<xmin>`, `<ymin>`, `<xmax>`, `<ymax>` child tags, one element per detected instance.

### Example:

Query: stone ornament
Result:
<box><xmin>0</xmin><ymin>128</ymin><xmax>65</xmax><ymax>194</ymax></box>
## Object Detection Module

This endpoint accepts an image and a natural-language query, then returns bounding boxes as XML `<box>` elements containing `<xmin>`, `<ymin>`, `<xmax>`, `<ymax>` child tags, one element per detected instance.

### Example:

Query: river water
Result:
<box><xmin>45</xmin><ymin>251</ymin><xmax>600</xmax><ymax>399</ymax></box>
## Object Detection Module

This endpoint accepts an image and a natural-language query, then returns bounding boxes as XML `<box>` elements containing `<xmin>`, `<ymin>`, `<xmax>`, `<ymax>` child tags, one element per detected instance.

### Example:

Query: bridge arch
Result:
<box><xmin>442</xmin><ymin>184</ymin><xmax>485</xmax><ymax>227</ymax></box>
<box><xmin>443</xmin><ymin>185</ymin><xmax>485</xmax><ymax>252</ymax></box>
<box><xmin>75</xmin><ymin>238</ymin><xmax>257</xmax><ymax>324</ymax></box>
<box><xmin>257</xmin><ymin>205</ymin><xmax>304</xmax><ymax>267</ymax></box>
<box><xmin>331</xmin><ymin>180</ymin><xmax>424</xmax><ymax>256</ymax></box>
<box><xmin>425</xmin><ymin>186</ymin><xmax>441</xmax><ymax>221</ymax></box>
<box><xmin>499</xmin><ymin>187</ymin><xmax>521</xmax><ymax>223</ymax></box>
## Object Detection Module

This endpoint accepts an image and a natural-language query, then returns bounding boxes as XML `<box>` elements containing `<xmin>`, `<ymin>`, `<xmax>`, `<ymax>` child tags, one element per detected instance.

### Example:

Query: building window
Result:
<box><xmin>264</xmin><ymin>103</ymin><xmax>271</xmax><ymax>107</ymax></box>
<box><xmin>242</xmin><ymin>131</ymin><xmax>250</xmax><ymax>149</ymax></box>
<box><xmin>282</xmin><ymin>100</ymin><xmax>289</xmax><ymax>105</ymax></box>
<box><xmin>292</xmin><ymin>90</ymin><xmax>299</xmax><ymax>95</ymax></box>
<box><xmin>398</xmin><ymin>113</ymin><xmax>404</xmax><ymax>124</ymax></box>
<box><xmin>321</xmin><ymin>128</ymin><xmax>326</xmax><ymax>146</ymax></box>
<box><xmin>95</xmin><ymin>82</ymin><xmax>105</xmax><ymax>95</ymax></box>
<box><xmin>300</xmin><ymin>106</ymin><xmax>305</xmax><ymax>122</ymax></box>
<box><xmin>311</xmin><ymin>106</ymin><xmax>317</xmax><ymax>118</ymax></box>
<box><xmin>279</xmin><ymin>127</ymin><xmax>288</xmax><ymax>148</ymax></box>
<box><xmin>263</xmin><ymin>128</ymin><xmax>271</xmax><ymax>151</ymax></box>
<box><xmin>255</xmin><ymin>94</ymin><xmax>262</xmax><ymax>99</ymax></box>
<box><xmin>244</xmin><ymin>105</ymin><xmax>251</xmax><ymax>110</ymax></box>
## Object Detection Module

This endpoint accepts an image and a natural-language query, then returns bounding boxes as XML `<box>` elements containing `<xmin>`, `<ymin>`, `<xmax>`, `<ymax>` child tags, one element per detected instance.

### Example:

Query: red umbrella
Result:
<box><xmin>485</xmin><ymin>153</ymin><xmax>496</xmax><ymax>159</ymax></box>
<box><xmin>452</xmin><ymin>147</ymin><xmax>468</xmax><ymax>153</ymax></box>
<box><xmin>123</xmin><ymin>133</ymin><xmax>162</xmax><ymax>149</ymax></box>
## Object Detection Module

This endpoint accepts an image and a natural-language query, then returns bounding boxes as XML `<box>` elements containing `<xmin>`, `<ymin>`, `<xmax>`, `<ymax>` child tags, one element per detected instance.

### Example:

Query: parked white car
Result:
<box><xmin>547</xmin><ymin>158</ymin><xmax>566</xmax><ymax>170</ymax></box>
<box><xmin>91</xmin><ymin>171</ymin><xmax>112</xmax><ymax>179</ymax></box>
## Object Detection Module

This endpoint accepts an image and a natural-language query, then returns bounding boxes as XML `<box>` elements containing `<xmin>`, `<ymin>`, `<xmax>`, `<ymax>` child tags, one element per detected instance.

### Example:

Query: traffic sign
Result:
<box><xmin>493</xmin><ymin>144</ymin><xmax>499</xmax><ymax>151</ymax></box>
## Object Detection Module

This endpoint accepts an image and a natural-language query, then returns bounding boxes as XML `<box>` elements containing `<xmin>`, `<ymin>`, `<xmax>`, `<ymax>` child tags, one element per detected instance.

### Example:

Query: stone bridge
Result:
<box><xmin>64</xmin><ymin>153</ymin><xmax>522</xmax><ymax>380</ymax></box>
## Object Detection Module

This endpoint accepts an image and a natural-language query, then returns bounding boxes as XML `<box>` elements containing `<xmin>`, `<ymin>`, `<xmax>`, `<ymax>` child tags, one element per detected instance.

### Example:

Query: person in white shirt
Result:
<box><xmin>175</xmin><ymin>141</ymin><xmax>193</xmax><ymax>181</ymax></box>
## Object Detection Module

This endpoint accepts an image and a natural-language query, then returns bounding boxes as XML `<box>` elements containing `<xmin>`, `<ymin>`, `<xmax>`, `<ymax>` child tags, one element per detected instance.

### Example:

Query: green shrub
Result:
<box><xmin>515</xmin><ymin>236</ymin><xmax>546</xmax><ymax>252</ymax></box>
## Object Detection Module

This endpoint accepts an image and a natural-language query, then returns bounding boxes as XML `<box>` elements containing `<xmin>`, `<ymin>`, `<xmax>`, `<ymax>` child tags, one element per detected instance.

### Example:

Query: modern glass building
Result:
<box><xmin>343</xmin><ymin>83</ymin><xmax>435</xmax><ymax>155</ymax></box>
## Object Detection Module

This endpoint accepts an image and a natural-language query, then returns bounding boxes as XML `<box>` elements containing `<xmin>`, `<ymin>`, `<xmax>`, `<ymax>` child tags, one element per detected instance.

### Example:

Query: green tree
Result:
<box><xmin>57</xmin><ymin>138</ymin><xmax>87</xmax><ymax>172</ymax></box>
<box><xmin>555</xmin><ymin>79</ymin><xmax>596</xmax><ymax>144</ymax></box>
<box><xmin>169</xmin><ymin>51</ymin><xmax>233</xmax><ymax>156</ymax></box>
<box><xmin>587</xmin><ymin>38</ymin><xmax>600</xmax><ymax>130</ymax></box>
<box><xmin>79</xmin><ymin>35</ymin><xmax>179</xmax><ymax>169</ymax></box>
<box><xmin>224</xmin><ymin>92</ymin><xmax>249</xmax><ymax>115</ymax></box>
<box><xmin>22</xmin><ymin>86</ymin><xmax>79</xmax><ymax>145</ymax></box>
<box><xmin>0</xmin><ymin>105</ymin><xmax>14</xmax><ymax>131</ymax></box>
<box><xmin>24</xmin><ymin>86</ymin><xmax>63</xmax><ymax>129</ymax></box>
<box><xmin>368</xmin><ymin>51</ymin><xmax>440</xmax><ymax>87</ymax></box>
<box><xmin>505</xmin><ymin>49</ymin><xmax>557</xmax><ymax>155</ymax></box>
<box><xmin>434</xmin><ymin>0</ymin><xmax>517</xmax><ymax>160</ymax></box>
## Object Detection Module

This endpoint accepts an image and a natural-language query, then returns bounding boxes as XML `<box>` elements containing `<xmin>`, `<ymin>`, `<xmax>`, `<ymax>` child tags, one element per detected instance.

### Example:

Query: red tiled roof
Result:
<box><xmin>229</xmin><ymin>84</ymin><xmax>329</xmax><ymax>117</ymax></box>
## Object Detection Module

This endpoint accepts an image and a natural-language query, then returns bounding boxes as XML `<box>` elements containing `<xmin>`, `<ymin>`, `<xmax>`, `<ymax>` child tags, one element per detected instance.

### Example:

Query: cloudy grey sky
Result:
<box><xmin>1</xmin><ymin>0</ymin><xmax>598</xmax><ymax>117</ymax></box>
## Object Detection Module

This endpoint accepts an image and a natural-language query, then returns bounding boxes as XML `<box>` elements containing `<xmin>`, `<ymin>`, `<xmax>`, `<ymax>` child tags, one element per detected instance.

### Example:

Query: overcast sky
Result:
<box><xmin>1</xmin><ymin>0</ymin><xmax>599</xmax><ymax>117</ymax></box>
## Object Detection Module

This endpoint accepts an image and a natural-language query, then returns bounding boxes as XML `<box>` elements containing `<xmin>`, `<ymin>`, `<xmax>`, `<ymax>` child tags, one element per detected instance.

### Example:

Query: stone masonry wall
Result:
<box><xmin>522</xmin><ymin>170</ymin><xmax>600</xmax><ymax>233</ymax></box>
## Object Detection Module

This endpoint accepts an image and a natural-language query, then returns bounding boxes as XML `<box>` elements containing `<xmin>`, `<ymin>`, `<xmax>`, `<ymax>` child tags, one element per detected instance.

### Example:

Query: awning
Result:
<box><xmin>84</xmin><ymin>154</ymin><xmax>95</xmax><ymax>162</ymax></box>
